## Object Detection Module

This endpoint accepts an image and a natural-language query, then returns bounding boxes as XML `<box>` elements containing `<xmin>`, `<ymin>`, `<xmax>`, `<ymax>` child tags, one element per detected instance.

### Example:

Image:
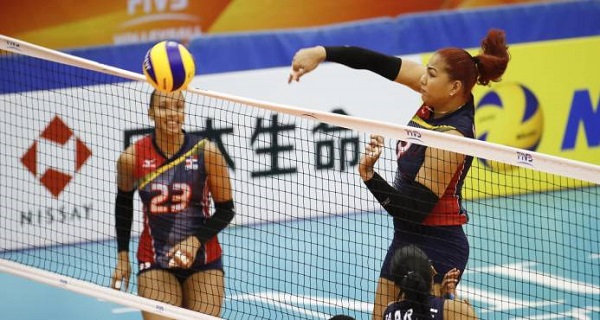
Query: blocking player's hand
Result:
<box><xmin>359</xmin><ymin>134</ymin><xmax>384</xmax><ymax>181</ymax></box>
<box><xmin>442</xmin><ymin>268</ymin><xmax>460</xmax><ymax>298</ymax></box>
<box><xmin>288</xmin><ymin>46</ymin><xmax>326</xmax><ymax>83</ymax></box>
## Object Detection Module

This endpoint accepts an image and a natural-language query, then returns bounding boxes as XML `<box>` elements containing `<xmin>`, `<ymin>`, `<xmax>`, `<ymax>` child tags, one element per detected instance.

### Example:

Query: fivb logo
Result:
<box><xmin>128</xmin><ymin>0</ymin><xmax>189</xmax><ymax>15</ymax></box>
<box><xmin>21</xmin><ymin>116</ymin><xmax>92</xmax><ymax>198</ymax></box>
<box><xmin>123</xmin><ymin>0</ymin><xmax>197</xmax><ymax>30</ymax></box>
<box><xmin>122</xmin><ymin>0</ymin><xmax>200</xmax><ymax>32</ymax></box>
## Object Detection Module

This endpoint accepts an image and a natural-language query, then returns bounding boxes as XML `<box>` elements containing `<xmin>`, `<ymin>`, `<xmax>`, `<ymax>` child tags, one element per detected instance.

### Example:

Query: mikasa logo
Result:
<box><xmin>142</xmin><ymin>55</ymin><xmax>153</xmax><ymax>71</ymax></box>
<box><xmin>125</xmin><ymin>0</ymin><xmax>196</xmax><ymax>28</ymax></box>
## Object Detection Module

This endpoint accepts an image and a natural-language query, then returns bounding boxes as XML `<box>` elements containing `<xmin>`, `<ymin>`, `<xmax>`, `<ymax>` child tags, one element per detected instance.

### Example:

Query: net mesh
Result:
<box><xmin>1</xmin><ymin>48</ymin><xmax>599</xmax><ymax>319</ymax></box>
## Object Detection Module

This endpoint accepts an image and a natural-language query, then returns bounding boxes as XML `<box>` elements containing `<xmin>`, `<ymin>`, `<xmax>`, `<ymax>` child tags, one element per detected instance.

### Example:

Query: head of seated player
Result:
<box><xmin>389</xmin><ymin>244</ymin><xmax>435</xmax><ymax>318</ymax></box>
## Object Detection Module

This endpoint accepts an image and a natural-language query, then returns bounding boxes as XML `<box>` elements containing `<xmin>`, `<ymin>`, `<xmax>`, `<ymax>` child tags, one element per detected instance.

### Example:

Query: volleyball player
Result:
<box><xmin>289</xmin><ymin>29</ymin><xmax>509</xmax><ymax>319</ymax></box>
<box><xmin>384</xmin><ymin>244</ymin><xmax>477</xmax><ymax>320</ymax></box>
<box><xmin>110</xmin><ymin>90</ymin><xmax>235</xmax><ymax>319</ymax></box>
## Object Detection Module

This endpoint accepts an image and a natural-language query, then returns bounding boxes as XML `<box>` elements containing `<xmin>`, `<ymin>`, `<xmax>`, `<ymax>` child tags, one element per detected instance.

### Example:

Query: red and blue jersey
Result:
<box><xmin>133</xmin><ymin>132</ymin><xmax>222</xmax><ymax>269</ymax></box>
<box><xmin>393</xmin><ymin>99</ymin><xmax>475</xmax><ymax>226</ymax></box>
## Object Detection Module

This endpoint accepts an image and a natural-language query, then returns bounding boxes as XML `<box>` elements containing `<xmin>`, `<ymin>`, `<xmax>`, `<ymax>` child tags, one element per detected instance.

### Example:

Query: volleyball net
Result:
<box><xmin>1</xmin><ymin>35</ymin><xmax>599</xmax><ymax>319</ymax></box>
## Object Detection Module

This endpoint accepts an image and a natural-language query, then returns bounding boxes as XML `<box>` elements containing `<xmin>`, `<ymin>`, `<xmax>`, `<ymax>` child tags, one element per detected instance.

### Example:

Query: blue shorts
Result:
<box><xmin>380</xmin><ymin>222</ymin><xmax>469</xmax><ymax>284</ymax></box>
<box><xmin>138</xmin><ymin>258</ymin><xmax>224</xmax><ymax>284</ymax></box>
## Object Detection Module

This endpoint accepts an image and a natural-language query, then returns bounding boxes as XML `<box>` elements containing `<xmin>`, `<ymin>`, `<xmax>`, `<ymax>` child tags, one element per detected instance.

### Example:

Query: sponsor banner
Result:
<box><xmin>3</xmin><ymin>0</ymin><xmax>548</xmax><ymax>49</ymax></box>
<box><xmin>1</xmin><ymin>54</ymin><xmax>423</xmax><ymax>250</ymax></box>
<box><xmin>2</xmin><ymin>35</ymin><xmax>598</xmax><ymax>250</ymax></box>
<box><xmin>0</xmin><ymin>89</ymin><xmax>130</xmax><ymax>250</ymax></box>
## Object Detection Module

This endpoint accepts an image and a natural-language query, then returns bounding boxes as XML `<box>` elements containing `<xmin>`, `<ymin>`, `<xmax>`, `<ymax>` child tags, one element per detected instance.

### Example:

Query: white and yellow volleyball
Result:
<box><xmin>142</xmin><ymin>41</ymin><xmax>196</xmax><ymax>93</ymax></box>
<box><xmin>475</xmin><ymin>82</ymin><xmax>544</xmax><ymax>172</ymax></box>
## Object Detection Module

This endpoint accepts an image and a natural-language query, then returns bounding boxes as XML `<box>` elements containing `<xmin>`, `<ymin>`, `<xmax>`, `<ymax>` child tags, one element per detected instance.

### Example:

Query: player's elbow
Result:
<box><xmin>215</xmin><ymin>199</ymin><xmax>235</xmax><ymax>224</ymax></box>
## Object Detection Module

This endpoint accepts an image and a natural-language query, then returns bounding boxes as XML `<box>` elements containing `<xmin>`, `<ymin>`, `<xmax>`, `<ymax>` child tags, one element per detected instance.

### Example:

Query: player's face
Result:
<box><xmin>419</xmin><ymin>54</ymin><xmax>457</xmax><ymax>107</ymax></box>
<box><xmin>149</xmin><ymin>91</ymin><xmax>185</xmax><ymax>135</ymax></box>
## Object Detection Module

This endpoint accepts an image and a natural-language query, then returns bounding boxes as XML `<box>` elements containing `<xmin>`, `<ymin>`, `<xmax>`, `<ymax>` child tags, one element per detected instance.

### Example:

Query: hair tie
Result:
<box><xmin>472</xmin><ymin>56</ymin><xmax>480</xmax><ymax>65</ymax></box>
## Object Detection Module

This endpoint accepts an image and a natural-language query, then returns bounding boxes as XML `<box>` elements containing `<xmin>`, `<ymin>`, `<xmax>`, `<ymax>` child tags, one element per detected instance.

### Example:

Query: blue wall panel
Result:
<box><xmin>2</xmin><ymin>0</ymin><xmax>599</xmax><ymax>93</ymax></box>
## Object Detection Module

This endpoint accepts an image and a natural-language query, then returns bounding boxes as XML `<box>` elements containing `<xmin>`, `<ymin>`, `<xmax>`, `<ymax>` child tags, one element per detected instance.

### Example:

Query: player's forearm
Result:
<box><xmin>194</xmin><ymin>200</ymin><xmax>235</xmax><ymax>243</ymax></box>
<box><xmin>359</xmin><ymin>163</ymin><xmax>375</xmax><ymax>182</ymax></box>
<box><xmin>324</xmin><ymin>46</ymin><xmax>402</xmax><ymax>81</ymax></box>
<box><xmin>115</xmin><ymin>188</ymin><xmax>135</xmax><ymax>252</ymax></box>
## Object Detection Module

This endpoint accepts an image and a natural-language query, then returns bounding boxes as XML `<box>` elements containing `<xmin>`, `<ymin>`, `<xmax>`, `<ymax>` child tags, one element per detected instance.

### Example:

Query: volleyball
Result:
<box><xmin>142</xmin><ymin>41</ymin><xmax>196</xmax><ymax>93</ymax></box>
<box><xmin>475</xmin><ymin>82</ymin><xmax>544</xmax><ymax>172</ymax></box>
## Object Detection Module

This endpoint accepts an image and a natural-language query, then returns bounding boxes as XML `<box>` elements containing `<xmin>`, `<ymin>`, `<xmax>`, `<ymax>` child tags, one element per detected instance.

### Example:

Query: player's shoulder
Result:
<box><xmin>440</xmin><ymin>101</ymin><xmax>475</xmax><ymax>138</ymax></box>
<box><xmin>182</xmin><ymin>133</ymin><xmax>219</xmax><ymax>159</ymax></box>
<box><xmin>130</xmin><ymin>134</ymin><xmax>154</xmax><ymax>150</ymax></box>
<box><xmin>119</xmin><ymin>132</ymin><xmax>158</xmax><ymax>161</ymax></box>
<box><xmin>201</xmin><ymin>140</ymin><xmax>224</xmax><ymax>165</ymax></box>
<box><xmin>121</xmin><ymin>134</ymin><xmax>154</xmax><ymax>159</ymax></box>
<box><xmin>117</xmin><ymin>144</ymin><xmax>136</xmax><ymax>172</ymax></box>
<box><xmin>184</xmin><ymin>131</ymin><xmax>210</xmax><ymax>146</ymax></box>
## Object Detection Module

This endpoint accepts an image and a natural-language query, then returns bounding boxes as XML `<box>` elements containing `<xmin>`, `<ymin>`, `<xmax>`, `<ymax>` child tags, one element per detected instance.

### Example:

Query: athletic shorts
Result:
<box><xmin>138</xmin><ymin>257</ymin><xmax>224</xmax><ymax>284</ymax></box>
<box><xmin>380</xmin><ymin>223</ymin><xmax>469</xmax><ymax>284</ymax></box>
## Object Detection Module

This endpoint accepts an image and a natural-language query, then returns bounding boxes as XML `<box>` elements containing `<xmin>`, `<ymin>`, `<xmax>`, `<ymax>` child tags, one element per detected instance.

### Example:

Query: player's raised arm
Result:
<box><xmin>289</xmin><ymin>45</ymin><xmax>426</xmax><ymax>92</ymax></box>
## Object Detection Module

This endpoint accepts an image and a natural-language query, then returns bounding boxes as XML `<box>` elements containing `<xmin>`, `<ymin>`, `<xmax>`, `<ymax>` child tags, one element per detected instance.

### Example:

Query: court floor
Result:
<box><xmin>1</xmin><ymin>190</ymin><xmax>599</xmax><ymax>320</ymax></box>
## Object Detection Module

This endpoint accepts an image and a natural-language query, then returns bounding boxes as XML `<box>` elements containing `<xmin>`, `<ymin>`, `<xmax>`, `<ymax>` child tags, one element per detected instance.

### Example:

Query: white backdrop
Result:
<box><xmin>1</xmin><ymin>54</ymin><xmax>423</xmax><ymax>250</ymax></box>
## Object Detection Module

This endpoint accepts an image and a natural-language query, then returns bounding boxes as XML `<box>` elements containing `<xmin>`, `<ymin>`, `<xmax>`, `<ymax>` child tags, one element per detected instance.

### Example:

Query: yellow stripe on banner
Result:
<box><xmin>138</xmin><ymin>139</ymin><xmax>207</xmax><ymax>190</ymax></box>
<box><xmin>411</xmin><ymin>116</ymin><xmax>456</xmax><ymax>132</ymax></box>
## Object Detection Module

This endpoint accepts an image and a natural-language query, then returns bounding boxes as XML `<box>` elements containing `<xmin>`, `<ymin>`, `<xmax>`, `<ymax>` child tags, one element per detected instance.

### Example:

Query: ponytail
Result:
<box><xmin>399</xmin><ymin>271</ymin><xmax>430</xmax><ymax>318</ymax></box>
<box><xmin>473</xmin><ymin>29</ymin><xmax>510</xmax><ymax>86</ymax></box>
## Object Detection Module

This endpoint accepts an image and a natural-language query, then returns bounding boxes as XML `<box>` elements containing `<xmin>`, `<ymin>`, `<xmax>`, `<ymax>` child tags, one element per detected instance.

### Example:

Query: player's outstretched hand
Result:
<box><xmin>288</xmin><ymin>46</ymin><xmax>326</xmax><ymax>83</ymax></box>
